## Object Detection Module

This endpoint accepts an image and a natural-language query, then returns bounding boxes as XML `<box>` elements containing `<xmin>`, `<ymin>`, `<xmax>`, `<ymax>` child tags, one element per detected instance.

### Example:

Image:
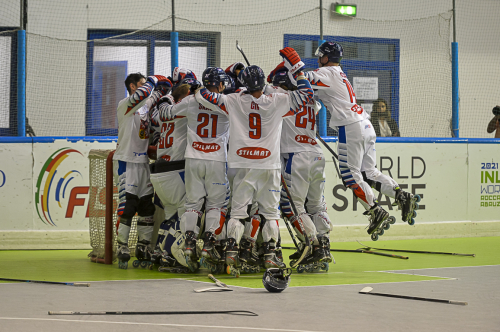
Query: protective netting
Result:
<box><xmin>88</xmin><ymin>149</ymin><xmax>138</xmax><ymax>261</ymax></box>
<box><xmin>1</xmin><ymin>1</ymin><xmax>500</xmax><ymax>138</ymax></box>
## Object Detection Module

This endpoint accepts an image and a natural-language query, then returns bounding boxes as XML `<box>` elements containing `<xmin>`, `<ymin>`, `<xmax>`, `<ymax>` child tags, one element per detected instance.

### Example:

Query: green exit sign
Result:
<box><xmin>334</xmin><ymin>3</ymin><xmax>357</xmax><ymax>17</ymax></box>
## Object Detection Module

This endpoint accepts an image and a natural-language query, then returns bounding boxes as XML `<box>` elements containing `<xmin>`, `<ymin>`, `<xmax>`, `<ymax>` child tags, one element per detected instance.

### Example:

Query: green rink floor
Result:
<box><xmin>0</xmin><ymin>237</ymin><xmax>498</xmax><ymax>289</ymax></box>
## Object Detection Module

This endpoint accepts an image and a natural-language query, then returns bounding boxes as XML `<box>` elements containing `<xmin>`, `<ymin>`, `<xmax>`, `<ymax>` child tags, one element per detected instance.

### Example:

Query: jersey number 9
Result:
<box><xmin>249</xmin><ymin>113</ymin><xmax>261</xmax><ymax>139</ymax></box>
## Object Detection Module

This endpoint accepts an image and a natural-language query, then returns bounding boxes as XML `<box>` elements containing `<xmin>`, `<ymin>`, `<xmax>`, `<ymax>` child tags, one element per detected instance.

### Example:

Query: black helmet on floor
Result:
<box><xmin>238</xmin><ymin>65</ymin><xmax>266</xmax><ymax>92</ymax></box>
<box><xmin>315</xmin><ymin>41</ymin><xmax>343</xmax><ymax>63</ymax></box>
<box><xmin>262</xmin><ymin>268</ymin><xmax>292</xmax><ymax>293</ymax></box>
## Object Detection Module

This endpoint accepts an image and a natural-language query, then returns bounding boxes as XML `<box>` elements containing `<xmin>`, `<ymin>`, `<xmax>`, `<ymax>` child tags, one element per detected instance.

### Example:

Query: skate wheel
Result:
<box><xmin>383</xmin><ymin>223</ymin><xmax>391</xmax><ymax>230</ymax></box>
<box><xmin>118</xmin><ymin>261</ymin><xmax>128</xmax><ymax>269</ymax></box>
<box><xmin>414</xmin><ymin>203</ymin><xmax>419</xmax><ymax>210</ymax></box>
<box><xmin>305</xmin><ymin>266</ymin><xmax>314</xmax><ymax>273</ymax></box>
<box><xmin>414</xmin><ymin>195</ymin><xmax>421</xmax><ymax>203</ymax></box>
<box><xmin>321</xmin><ymin>262</ymin><xmax>329</xmax><ymax>272</ymax></box>
<box><xmin>371</xmin><ymin>233</ymin><xmax>379</xmax><ymax>241</ymax></box>
<box><xmin>132</xmin><ymin>260</ymin><xmax>140</xmax><ymax>268</ymax></box>
<box><xmin>140</xmin><ymin>261</ymin><xmax>148</xmax><ymax>268</ymax></box>
<box><xmin>378</xmin><ymin>229</ymin><xmax>385</xmax><ymax>236</ymax></box>
<box><xmin>388</xmin><ymin>216</ymin><xmax>396</xmax><ymax>224</ymax></box>
<box><xmin>226</xmin><ymin>265</ymin><xmax>231</xmax><ymax>275</ymax></box>
<box><xmin>412</xmin><ymin>210</ymin><xmax>418</xmax><ymax>218</ymax></box>
<box><xmin>408</xmin><ymin>218</ymin><xmax>415</xmax><ymax>226</ymax></box>
<box><xmin>297</xmin><ymin>265</ymin><xmax>305</xmax><ymax>273</ymax></box>
<box><xmin>290</xmin><ymin>260</ymin><xmax>297</xmax><ymax>267</ymax></box>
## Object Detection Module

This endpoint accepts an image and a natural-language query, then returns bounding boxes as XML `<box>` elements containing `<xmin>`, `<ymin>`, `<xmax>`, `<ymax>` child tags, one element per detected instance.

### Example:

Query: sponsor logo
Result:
<box><xmin>192</xmin><ymin>142</ymin><xmax>221</xmax><ymax>153</ymax></box>
<box><xmin>365</xmin><ymin>124</ymin><xmax>371</xmax><ymax>129</ymax></box>
<box><xmin>35</xmin><ymin>148</ymin><xmax>85</xmax><ymax>226</ymax></box>
<box><xmin>35</xmin><ymin>148</ymin><xmax>118</xmax><ymax>226</ymax></box>
<box><xmin>0</xmin><ymin>170</ymin><xmax>5</xmax><ymax>187</ymax></box>
<box><xmin>295</xmin><ymin>135</ymin><xmax>317</xmax><ymax>145</ymax></box>
<box><xmin>351</xmin><ymin>104</ymin><xmax>363</xmax><ymax>115</ymax></box>
<box><xmin>480</xmin><ymin>163</ymin><xmax>500</xmax><ymax>207</ymax></box>
<box><xmin>133</xmin><ymin>152</ymin><xmax>148</xmax><ymax>157</ymax></box>
<box><xmin>237</xmin><ymin>147</ymin><xmax>271</xmax><ymax>159</ymax></box>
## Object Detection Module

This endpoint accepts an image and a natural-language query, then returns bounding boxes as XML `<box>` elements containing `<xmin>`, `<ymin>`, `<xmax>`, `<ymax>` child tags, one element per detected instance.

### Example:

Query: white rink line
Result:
<box><xmin>0</xmin><ymin>317</ymin><xmax>324</xmax><ymax>332</ymax></box>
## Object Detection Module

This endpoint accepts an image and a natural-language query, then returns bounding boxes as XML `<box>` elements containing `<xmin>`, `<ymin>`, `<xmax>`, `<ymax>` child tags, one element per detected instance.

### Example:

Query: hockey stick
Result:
<box><xmin>236</xmin><ymin>40</ymin><xmax>251</xmax><ymax>66</ymax></box>
<box><xmin>359</xmin><ymin>287</ymin><xmax>467</xmax><ymax>306</ymax></box>
<box><xmin>194</xmin><ymin>287</ymin><xmax>233</xmax><ymax>293</ymax></box>
<box><xmin>0</xmin><ymin>277</ymin><xmax>90</xmax><ymax>287</ymax></box>
<box><xmin>356</xmin><ymin>241</ymin><xmax>476</xmax><ymax>257</ymax></box>
<box><xmin>281</xmin><ymin>246</ymin><xmax>408</xmax><ymax>260</ymax></box>
<box><xmin>280</xmin><ymin>175</ymin><xmax>311</xmax><ymax>268</ymax></box>
<box><xmin>49</xmin><ymin>310</ymin><xmax>258</xmax><ymax>316</ymax></box>
<box><xmin>208</xmin><ymin>274</ymin><xmax>229</xmax><ymax>288</ymax></box>
<box><xmin>281</xmin><ymin>214</ymin><xmax>301</xmax><ymax>250</ymax></box>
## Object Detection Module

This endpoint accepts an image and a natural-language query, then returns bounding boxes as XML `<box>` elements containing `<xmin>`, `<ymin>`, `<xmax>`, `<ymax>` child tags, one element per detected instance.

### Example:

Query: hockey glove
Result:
<box><xmin>155</xmin><ymin>75</ymin><xmax>173</xmax><ymax>88</ymax></box>
<box><xmin>267</xmin><ymin>62</ymin><xmax>286</xmax><ymax>83</ymax></box>
<box><xmin>279</xmin><ymin>47</ymin><xmax>304</xmax><ymax>75</ymax></box>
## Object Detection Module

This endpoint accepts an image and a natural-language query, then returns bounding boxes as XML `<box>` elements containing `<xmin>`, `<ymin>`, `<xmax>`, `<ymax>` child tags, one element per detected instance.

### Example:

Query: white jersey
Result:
<box><xmin>151</xmin><ymin>98</ymin><xmax>188</xmax><ymax>162</ymax></box>
<box><xmin>195</xmin><ymin>77</ymin><xmax>314</xmax><ymax>169</ymax></box>
<box><xmin>263</xmin><ymin>85</ymin><xmax>323</xmax><ymax>154</ymax></box>
<box><xmin>304</xmin><ymin>66</ymin><xmax>368</xmax><ymax>127</ymax></box>
<box><xmin>161</xmin><ymin>95</ymin><xmax>229</xmax><ymax>163</ymax></box>
<box><xmin>114</xmin><ymin>82</ymin><xmax>165</xmax><ymax>163</ymax></box>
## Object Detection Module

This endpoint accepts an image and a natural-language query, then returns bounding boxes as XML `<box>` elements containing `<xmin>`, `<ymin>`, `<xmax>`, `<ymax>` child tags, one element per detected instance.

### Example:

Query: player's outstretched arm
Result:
<box><xmin>194</xmin><ymin>88</ymin><xmax>228</xmax><ymax>115</ymax></box>
<box><xmin>121</xmin><ymin>75</ymin><xmax>171</xmax><ymax>116</ymax></box>
<box><xmin>287</xmin><ymin>72</ymin><xmax>314</xmax><ymax>113</ymax></box>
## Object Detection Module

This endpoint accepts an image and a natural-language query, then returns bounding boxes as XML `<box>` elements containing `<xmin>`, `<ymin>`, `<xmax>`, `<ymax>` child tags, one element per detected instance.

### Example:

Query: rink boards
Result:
<box><xmin>0</xmin><ymin>136</ymin><xmax>499</xmax><ymax>248</ymax></box>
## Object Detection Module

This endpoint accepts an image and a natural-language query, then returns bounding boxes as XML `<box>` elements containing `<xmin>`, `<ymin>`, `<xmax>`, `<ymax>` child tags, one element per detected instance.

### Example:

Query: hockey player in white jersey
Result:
<box><xmin>113</xmin><ymin>72</ymin><xmax>173</xmax><ymax>269</ymax></box>
<box><xmin>159</xmin><ymin>68</ymin><xmax>230</xmax><ymax>272</ymax></box>
<box><xmin>300</xmin><ymin>42</ymin><xmax>421</xmax><ymax>240</ymax></box>
<box><xmin>192</xmin><ymin>47</ymin><xmax>314</xmax><ymax>274</ymax></box>
<box><xmin>149</xmin><ymin>82</ymin><xmax>194</xmax><ymax>272</ymax></box>
<box><xmin>267</xmin><ymin>69</ymin><xmax>333</xmax><ymax>270</ymax></box>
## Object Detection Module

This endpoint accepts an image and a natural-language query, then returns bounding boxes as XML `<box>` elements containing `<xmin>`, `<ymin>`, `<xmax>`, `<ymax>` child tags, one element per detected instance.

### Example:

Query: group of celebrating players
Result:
<box><xmin>111</xmin><ymin>42</ymin><xmax>421</xmax><ymax>276</ymax></box>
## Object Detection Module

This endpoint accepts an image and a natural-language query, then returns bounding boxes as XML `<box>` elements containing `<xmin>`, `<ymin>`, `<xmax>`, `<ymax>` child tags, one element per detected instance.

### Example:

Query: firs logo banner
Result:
<box><xmin>35</xmin><ymin>148</ymin><xmax>88</xmax><ymax>226</ymax></box>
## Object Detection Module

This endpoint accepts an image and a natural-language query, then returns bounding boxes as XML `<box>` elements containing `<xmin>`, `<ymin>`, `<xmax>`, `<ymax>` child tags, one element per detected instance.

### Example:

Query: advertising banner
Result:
<box><xmin>323</xmin><ymin>142</ymin><xmax>469</xmax><ymax>225</ymax></box>
<box><xmin>31</xmin><ymin>139</ymin><xmax>116</xmax><ymax>230</ymax></box>
<box><xmin>0</xmin><ymin>143</ymin><xmax>34</xmax><ymax>230</ymax></box>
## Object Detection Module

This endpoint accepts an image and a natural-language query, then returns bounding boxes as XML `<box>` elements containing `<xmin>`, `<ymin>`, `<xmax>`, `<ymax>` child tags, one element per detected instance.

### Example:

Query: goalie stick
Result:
<box><xmin>48</xmin><ymin>310</ymin><xmax>258</xmax><ymax>316</ymax></box>
<box><xmin>356</xmin><ymin>241</ymin><xmax>476</xmax><ymax>257</ymax></box>
<box><xmin>280</xmin><ymin>175</ymin><xmax>311</xmax><ymax>268</ymax></box>
<box><xmin>236</xmin><ymin>40</ymin><xmax>251</xmax><ymax>66</ymax></box>
<box><xmin>208</xmin><ymin>274</ymin><xmax>229</xmax><ymax>288</ymax></box>
<box><xmin>0</xmin><ymin>277</ymin><xmax>90</xmax><ymax>287</ymax></box>
<box><xmin>359</xmin><ymin>287</ymin><xmax>467</xmax><ymax>306</ymax></box>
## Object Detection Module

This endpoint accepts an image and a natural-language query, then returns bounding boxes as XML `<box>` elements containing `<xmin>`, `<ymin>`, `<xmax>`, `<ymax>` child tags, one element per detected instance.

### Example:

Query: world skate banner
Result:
<box><xmin>323</xmin><ymin>142</ymin><xmax>470</xmax><ymax>225</ymax></box>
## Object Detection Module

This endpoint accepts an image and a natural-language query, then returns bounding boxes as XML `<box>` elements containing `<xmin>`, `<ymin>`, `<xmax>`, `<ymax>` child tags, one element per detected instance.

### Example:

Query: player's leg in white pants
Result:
<box><xmin>150</xmin><ymin>169</ymin><xmax>186</xmax><ymax>222</ymax></box>
<box><xmin>281</xmin><ymin>152</ymin><xmax>318</xmax><ymax>244</ymax></box>
<box><xmin>359</xmin><ymin>123</ymin><xmax>399</xmax><ymax>198</ymax></box>
<box><xmin>337</xmin><ymin>121</ymin><xmax>377</xmax><ymax>211</ymax></box>
<box><xmin>181</xmin><ymin>158</ymin><xmax>207</xmax><ymax>236</ymax></box>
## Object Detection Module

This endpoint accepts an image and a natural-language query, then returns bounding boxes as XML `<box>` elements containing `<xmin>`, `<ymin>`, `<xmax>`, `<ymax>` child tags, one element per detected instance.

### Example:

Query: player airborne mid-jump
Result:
<box><xmin>291</xmin><ymin>42</ymin><xmax>420</xmax><ymax>240</ymax></box>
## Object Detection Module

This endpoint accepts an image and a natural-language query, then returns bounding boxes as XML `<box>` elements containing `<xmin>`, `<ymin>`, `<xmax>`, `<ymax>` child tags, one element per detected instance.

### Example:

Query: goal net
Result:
<box><xmin>88</xmin><ymin>149</ymin><xmax>138</xmax><ymax>263</ymax></box>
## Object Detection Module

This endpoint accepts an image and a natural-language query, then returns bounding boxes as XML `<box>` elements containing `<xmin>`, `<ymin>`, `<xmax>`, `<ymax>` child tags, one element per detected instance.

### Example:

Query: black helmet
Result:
<box><xmin>202</xmin><ymin>67</ymin><xmax>230</xmax><ymax>91</ymax></box>
<box><xmin>262</xmin><ymin>268</ymin><xmax>292</xmax><ymax>293</ymax></box>
<box><xmin>315</xmin><ymin>41</ymin><xmax>343</xmax><ymax>63</ymax></box>
<box><xmin>272</xmin><ymin>70</ymin><xmax>296</xmax><ymax>91</ymax></box>
<box><xmin>179</xmin><ymin>78</ymin><xmax>202</xmax><ymax>94</ymax></box>
<box><xmin>238</xmin><ymin>65</ymin><xmax>266</xmax><ymax>92</ymax></box>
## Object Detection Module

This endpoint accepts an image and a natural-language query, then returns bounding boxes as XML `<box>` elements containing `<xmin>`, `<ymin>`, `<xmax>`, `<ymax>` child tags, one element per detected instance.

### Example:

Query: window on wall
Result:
<box><xmin>86</xmin><ymin>30</ymin><xmax>219</xmax><ymax>136</ymax></box>
<box><xmin>0</xmin><ymin>29</ymin><xmax>17</xmax><ymax>136</ymax></box>
<box><xmin>285</xmin><ymin>34</ymin><xmax>399</xmax><ymax>137</ymax></box>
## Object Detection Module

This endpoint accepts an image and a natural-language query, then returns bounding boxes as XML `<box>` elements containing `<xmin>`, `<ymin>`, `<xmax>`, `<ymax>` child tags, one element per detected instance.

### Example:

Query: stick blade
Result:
<box><xmin>359</xmin><ymin>287</ymin><xmax>373</xmax><ymax>294</ymax></box>
<box><xmin>291</xmin><ymin>246</ymin><xmax>310</xmax><ymax>268</ymax></box>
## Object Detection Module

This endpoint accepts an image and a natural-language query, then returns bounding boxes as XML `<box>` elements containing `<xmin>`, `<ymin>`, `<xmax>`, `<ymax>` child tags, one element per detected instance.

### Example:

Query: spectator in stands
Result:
<box><xmin>370</xmin><ymin>98</ymin><xmax>400</xmax><ymax>137</ymax></box>
<box><xmin>487</xmin><ymin>106</ymin><xmax>500</xmax><ymax>138</ymax></box>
